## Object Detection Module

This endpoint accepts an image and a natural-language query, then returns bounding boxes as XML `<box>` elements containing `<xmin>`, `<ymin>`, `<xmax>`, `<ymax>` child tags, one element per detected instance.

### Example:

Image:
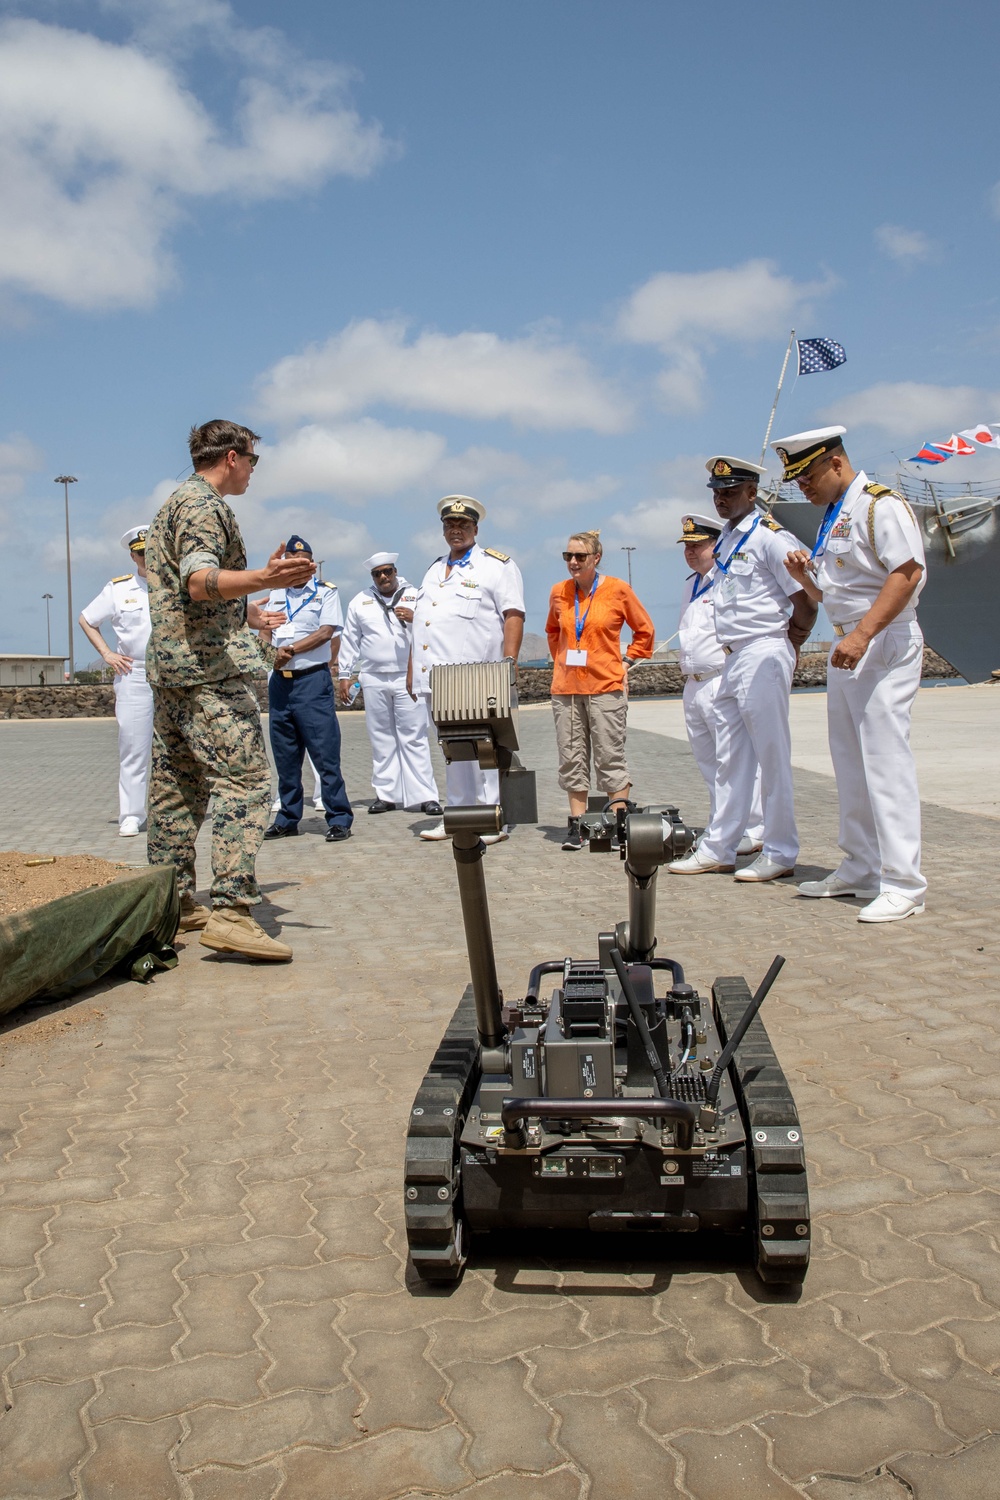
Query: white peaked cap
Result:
<box><xmin>121</xmin><ymin>526</ymin><xmax>150</xmax><ymax>552</ymax></box>
<box><xmin>364</xmin><ymin>552</ymin><xmax>399</xmax><ymax>570</ymax></box>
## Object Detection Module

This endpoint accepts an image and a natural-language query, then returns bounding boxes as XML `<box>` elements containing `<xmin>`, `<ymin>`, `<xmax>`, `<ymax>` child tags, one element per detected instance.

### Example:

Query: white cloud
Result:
<box><xmin>601</xmin><ymin>497</ymin><xmax>694</xmax><ymax>551</ymax></box>
<box><xmin>251</xmin><ymin>420</ymin><xmax>447</xmax><ymax>502</ymax></box>
<box><xmin>820</xmin><ymin>382</ymin><xmax>1000</xmax><ymax>439</ymax></box>
<box><xmin>255</xmin><ymin>318</ymin><xmax>632</xmax><ymax>433</ymax></box>
<box><xmin>618</xmin><ymin>260</ymin><xmax>833</xmax><ymax>413</ymax></box>
<box><xmin>0</xmin><ymin>433</ymin><xmax>44</xmax><ymax>499</ymax></box>
<box><xmin>875</xmin><ymin>224</ymin><xmax>933</xmax><ymax>264</ymax></box>
<box><xmin>0</xmin><ymin>18</ymin><xmax>388</xmax><ymax>309</ymax></box>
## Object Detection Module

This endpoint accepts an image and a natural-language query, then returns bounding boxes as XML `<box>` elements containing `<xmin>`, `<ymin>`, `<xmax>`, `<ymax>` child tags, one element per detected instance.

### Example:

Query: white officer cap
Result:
<box><xmin>437</xmin><ymin>495</ymin><xmax>486</xmax><ymax>524</ymax></box>
<box><xmin>771</xmin><ymin>426</ymin><xmax>847</xmax><ymax>482</ymax></box>
<box><xmin>677</xmin><ymin>513</ymin><xmax>723</xmax><ymax>543</ymax></box>
<box><xmin>364</xmin><ymin>551</ymin><xmax>399</xmax><ymax>570</ymax></box>
<box><xmin>705</xmin><ymin>457</ymin><xmax>768</xmax><ymax>490</ymax></box>
<box><xmin>121</xmin><ymin>525</ymin><xmax>150</xmax><ymax>552</ymax></box>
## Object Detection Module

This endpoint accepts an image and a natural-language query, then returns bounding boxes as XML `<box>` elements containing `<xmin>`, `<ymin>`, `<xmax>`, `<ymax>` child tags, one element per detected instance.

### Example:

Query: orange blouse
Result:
<box><xmin>545</xmin><ymin>575</ymin><xmax>655</xmax><ymax>696</ymax></box>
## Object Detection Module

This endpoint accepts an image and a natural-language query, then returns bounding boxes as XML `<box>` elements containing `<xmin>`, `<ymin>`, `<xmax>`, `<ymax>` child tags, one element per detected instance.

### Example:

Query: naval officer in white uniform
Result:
<box><xmin>676</xmin><ymin>513</ymin><xmax>764</xmax><ymax>854</ymax></box>
<box><xmin>779</xmin><ymin>426</ymin><xmax>927</xmax><ymax>923</ymax></box>
<box><xmin>338</xmin><ymin>552</ymin><xmax>441</xmax><ymax>814</ymax></box>
<box><xmin>410</xmin><ymin>496</ymin><xmax>525</xmax><ymax>842</ymax></box>
<box><xmin>670</xmin><ymin>457</ymin><xmax>817</xmax><ymax>882</ymax></box>
<box><xmin>79</xmin><ymin>526</ymin><xmax>153</xmax><ymax>836</ymax></box>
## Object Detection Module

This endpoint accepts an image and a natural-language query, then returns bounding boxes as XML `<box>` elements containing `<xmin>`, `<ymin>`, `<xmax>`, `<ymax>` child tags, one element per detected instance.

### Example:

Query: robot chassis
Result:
<box><xmin>404</xmin><ymin>663</ymin><xmax>810</xmax><ymax>1287</ymax></box>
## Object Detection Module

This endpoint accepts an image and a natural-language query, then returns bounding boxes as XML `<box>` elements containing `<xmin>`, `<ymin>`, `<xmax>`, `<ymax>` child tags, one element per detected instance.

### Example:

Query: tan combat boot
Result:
<box><xmin>177</xmin><ymin>896</ymin><xmax>210</xmax><ymax>932</ymax></box>
<box><xmin>199</xmin><ymin>906</ymin><xmax>293</xmax><ymax>961</ymax></box>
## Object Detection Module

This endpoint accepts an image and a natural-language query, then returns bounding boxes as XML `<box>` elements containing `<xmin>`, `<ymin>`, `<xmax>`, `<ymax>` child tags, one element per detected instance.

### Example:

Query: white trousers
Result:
<box><xmin>364</xmin><ymin>680</ymin><xmax>439</xmax><ymax>806</ymax></box>
<box><xmin>683</xmin><ymin>675</ymin><xmax>763</xmax><ymax>840</ymax></box>
<box><xmin>700</xmin><ymin>637</ymin><xmax>797</xmax><ymax>867</ymax></box>
<box><xmin>827</xmin><ymin>621</ymin><xmax>925</xmax><ymax>898</ymax></box>
<box><xmin>421</xmin><ymin>696</ymin><xmax>500</xmax><ymax>806</ymax></box>
<box><xmin>114</xmin><ymin>664</ymin><xmax>153</xmax><ymax>823</ymax></box>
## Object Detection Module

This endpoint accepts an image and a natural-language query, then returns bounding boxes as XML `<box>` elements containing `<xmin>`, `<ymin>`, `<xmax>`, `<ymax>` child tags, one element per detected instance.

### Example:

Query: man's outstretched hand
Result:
<box><xmin>262</xmin><ymin>543</ymin><xmax>315</xmax><ymax>589</ymax></box>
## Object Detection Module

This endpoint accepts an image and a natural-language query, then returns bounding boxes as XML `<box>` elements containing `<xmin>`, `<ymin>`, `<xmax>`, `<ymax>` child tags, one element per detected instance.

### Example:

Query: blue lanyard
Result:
<box><xmin>574</xmin><ymin>573</ymin><xmax>600</xmax><ymax>643</ymax></box>
<box><xmin>286</xmin><ymin>582</ymin><xmax>318</xmax><ymax>620</ymax></box>
<box><xmin>810</xmin><ymin>498</ymin><xmax>845</xmax><ymax>560</ymax></box>
<box><xmin>690</xmin><ymin>571</ymin><xmax>714</xmax><ymax>601</ymax></box>
<box><xmin>713</xmin><ymin>515</ymin><xmax>760</xmax><ymax>575</ymax></box>
<box><xmin>446</xmin><ymin>545</ymin><xmax>475</xmax><ymax>571</ymax></box>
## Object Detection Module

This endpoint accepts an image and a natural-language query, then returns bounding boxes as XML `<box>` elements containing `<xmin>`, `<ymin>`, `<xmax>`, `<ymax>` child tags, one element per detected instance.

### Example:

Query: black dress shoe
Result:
<box><xmin>263</xmin><ymin>823</ymin><xmax>299</xmax><ymax>839</ymax></box>
<box><xmin>325</xmin><ymin>826</ymin><xmax>352</xmax><ymax>842</ymax></box>
<box><xmin>420</xmin><ymin>800</ymin><xmax>443</xmax><ymax>816</ymax></box>
<box><xmin>367</xmin><ymin>800</ymin><xmax>397</xmax><ymax>814</ymax></box>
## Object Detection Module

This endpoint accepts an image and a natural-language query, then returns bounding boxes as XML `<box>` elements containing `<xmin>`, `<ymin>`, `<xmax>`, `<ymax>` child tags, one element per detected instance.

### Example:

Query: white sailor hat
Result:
<box><xmin>364</xmin><ymin>551</ymin><xmax>399</xmax><ymax>571</ymax></box>
<box><xmin>437</xmin><ymin>494</ymin><xmax>486</xmax><ymax>524</ymax></box>
<box><xmin>677</xmin><ymin>513</ymin><xmax>723</xmax><ymax>543</ymax></box>
<box><xmin>121</xmin><ymin>525</ymin><xmax>150</xmax><ymax>552</ymax></box>
<box><xmin>771</xmin><ymin>426</ymin><xmax>847</xmax><ymax>482</ymax></box>
<box><xmin>705</xmin><ymin>456</ymin><xmax>768</xmax><ymax>490</ymax></box>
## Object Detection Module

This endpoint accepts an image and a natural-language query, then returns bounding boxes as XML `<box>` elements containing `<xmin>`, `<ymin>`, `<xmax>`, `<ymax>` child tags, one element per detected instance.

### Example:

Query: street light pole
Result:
<box><xmin>621</xmin><ymin>545</ymin><xmax>636</xmax><ymax>587</ymax></box>
<box><xmin>42</xmin><ymin>593</ymin><xmax>53</xmax><ymax>655</ymax></box>
<box><xmin>54</xmin><ymin>476</ymin><xmax>77</xmax><ymax>682</ymax></box>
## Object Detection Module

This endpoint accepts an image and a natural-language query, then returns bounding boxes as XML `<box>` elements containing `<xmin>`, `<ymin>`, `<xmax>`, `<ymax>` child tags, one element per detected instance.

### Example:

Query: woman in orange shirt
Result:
<box><xmin>545</xmin><ymin>530</ymin><xmax>655</xmax><ymax>850</ymax></box>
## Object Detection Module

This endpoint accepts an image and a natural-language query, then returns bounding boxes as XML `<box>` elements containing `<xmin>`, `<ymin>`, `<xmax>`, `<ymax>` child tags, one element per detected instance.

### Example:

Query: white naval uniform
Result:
<box><xmin>339</xmin><ymin>579</ymin><xmax>439</xmax><ymax>807</ymax></box>
<box><xmin>411</xmin><ymin>543</ymin><xmax>525</xmax><ymax>805</ymax></box>
<box><xmin>81</xmin><ymin>573</ymin><xmax>152</xmax><ymax>825</ymax></box>
<box><xmin>699</xmin><ymin>510</ymin><xmax>804</xmax><ymax>868</ymax></box>
<box><xmin>678</xmin><ymin>569</ymin><xmax>763</xmax><ymax>841</ymax></box>
<box><xmin>815</xmin><ymin>472</ymin><xmax>926</xmax><ymax>899</ymax></box>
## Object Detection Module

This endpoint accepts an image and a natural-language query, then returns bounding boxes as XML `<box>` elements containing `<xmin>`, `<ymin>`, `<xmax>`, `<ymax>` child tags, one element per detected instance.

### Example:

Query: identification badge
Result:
<box><xmin>274</xmin><ymin>623</ymin><xmax>295</xmax><ymax>641</ymax></box>
<box><xmin>565</xmin><ymin>649</ymin><xmax>588</xmax><ymax>667</ymax></box>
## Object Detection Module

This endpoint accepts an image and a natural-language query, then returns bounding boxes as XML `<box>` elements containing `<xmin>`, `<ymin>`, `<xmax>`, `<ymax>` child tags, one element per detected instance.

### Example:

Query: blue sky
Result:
<box><xmin>2</xmin><ymin>0</ymin><xmax>1000</xmax><ymax>660</ymax></box>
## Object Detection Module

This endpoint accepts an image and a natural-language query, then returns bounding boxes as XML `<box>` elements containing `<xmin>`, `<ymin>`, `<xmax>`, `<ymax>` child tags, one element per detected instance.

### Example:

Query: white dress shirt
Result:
<box><xmin>712</xmin><ymin>509</ymin><xmax>804</xmax><ymax>646</ymax></box>
<box><xmin>411</xmin><ymin>543</ymin><xmax>525</xmax><ymax>689</ymax></box>
<box><xmin>81</xmin><ymin>574</ymin><xmax>151</xmax><ymax>662</ymax></box>
<box><xmin>339</xmin><ymin>580</ymin><xmax>418</xmax><ymax>685</ymax></box>
<box><xmin>815</xmin><ymin>471</ymin><xmax>926</xmax><ymax>626</ymax></box>
<box><xmin>677</xmin><ymin>570</ymin><xmax>725</xmax><ymax>676</ymax></box>
<box><xmin>265</xmin><ymin>582</ymin><xmax>343</xmax><ymax>670</ymax></box>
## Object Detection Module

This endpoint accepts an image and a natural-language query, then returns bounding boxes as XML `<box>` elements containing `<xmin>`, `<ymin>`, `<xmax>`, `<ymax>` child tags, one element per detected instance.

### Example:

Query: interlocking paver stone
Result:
<box><xmin>2</xmin><ymin>702</ymin><xmax>999</xmax><ymax>1497</ymax></box>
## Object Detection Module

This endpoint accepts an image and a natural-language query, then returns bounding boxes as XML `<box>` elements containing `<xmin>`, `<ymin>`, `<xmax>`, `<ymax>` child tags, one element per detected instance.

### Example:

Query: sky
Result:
<box><xmin>2</xmin><ymin>0</ymin><xmax>1000</xmax><ymax>663</ymax></box>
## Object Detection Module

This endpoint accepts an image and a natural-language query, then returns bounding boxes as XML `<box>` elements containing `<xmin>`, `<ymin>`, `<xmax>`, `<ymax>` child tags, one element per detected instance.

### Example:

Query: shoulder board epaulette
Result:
<box><xmin>863</xmin><ymin>482</ymin><xmax>894</xmax><ymax>498</ymax></box>
<box><xmin>483</xmin><ymin>546</ymin><xmax>510</xmax><ymax>562</ymax></box>
<box><xmin>320</xmin><ymin>580</ymin><xmax>336</xmax><ymax>588</ymax></box>
<box><xmin>111</xmin><ymin>573</ymin><xmax>133</xmax><ymax>583</ymax></box>
<box><xmin>760</xmin><ymin>514</ymin><xmax>783</xmax><ymax>532</ymax></box>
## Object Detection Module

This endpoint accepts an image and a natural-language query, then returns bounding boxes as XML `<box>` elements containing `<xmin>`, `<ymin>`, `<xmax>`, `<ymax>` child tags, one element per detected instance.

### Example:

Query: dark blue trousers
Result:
<box><xmin>268</xmin><ymin>668</ymin><xmax>353</xmax><ymax>830</ymax></box>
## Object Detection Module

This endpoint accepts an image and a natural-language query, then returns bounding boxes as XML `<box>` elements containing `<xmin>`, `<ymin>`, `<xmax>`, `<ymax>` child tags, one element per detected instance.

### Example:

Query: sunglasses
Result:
<box><xmin>563</xmin><ymin>551</ymin><xmax>595</xmax><ymax>562</ymax></box>
<box><xmin>235</xmin><ymin>451</ymin><xmax>259</xmax><ymax>469</ymax></box>
<box><xmin>371</xmin><ymin>566</ymin><xmax>396</xmax><ymax>577</ymax></box>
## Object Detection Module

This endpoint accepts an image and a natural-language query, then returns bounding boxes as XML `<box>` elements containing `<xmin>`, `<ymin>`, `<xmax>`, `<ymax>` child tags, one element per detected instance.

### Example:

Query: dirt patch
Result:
<box><xmin>0</xmin><ymin>851</ymin><xmax>132</xmax><ymax>918</ymax></box>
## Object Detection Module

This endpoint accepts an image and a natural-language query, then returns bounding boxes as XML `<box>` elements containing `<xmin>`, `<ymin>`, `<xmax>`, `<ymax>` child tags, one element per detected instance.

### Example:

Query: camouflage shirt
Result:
<box><xmin>146</xmin><ymin>476</ymin><xmax>264</xmax><ymax>687</ymax></box>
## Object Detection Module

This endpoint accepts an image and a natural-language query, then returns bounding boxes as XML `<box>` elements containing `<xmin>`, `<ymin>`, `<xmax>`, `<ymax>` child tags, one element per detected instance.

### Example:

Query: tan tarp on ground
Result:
<box><xmin>0</xmin><ymin>866</ymin><xmax>179</xmax><ymax>1017</ymax></box>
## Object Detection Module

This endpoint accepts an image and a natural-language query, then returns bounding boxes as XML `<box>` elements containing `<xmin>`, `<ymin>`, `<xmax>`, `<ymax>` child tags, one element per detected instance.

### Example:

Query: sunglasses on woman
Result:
<box><xmin>563</xmin><ymin>551</ymin><xmax>595</xmax><ymax>562</ymax></box>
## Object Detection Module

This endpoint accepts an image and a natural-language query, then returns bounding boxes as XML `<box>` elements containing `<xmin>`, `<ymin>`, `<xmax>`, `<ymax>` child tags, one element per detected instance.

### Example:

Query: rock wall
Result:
<box><xmin>0</xmin><ymin>647</ymin><xmax>963</xmax><ymax>719</ymax></box>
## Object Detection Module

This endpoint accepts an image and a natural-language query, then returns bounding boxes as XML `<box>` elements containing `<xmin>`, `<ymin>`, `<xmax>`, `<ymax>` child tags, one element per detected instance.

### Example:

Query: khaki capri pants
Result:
<box><xmin>552</xmin><ymin>692</ymin><xmax>629</xmax><ymax>797</ymax></box>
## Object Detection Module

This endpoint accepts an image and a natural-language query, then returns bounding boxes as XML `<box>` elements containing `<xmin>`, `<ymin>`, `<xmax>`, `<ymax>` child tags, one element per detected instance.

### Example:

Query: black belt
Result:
<box><xmin>278</xmin><ymin>661</ymin><xmax>330</xmax><ymax>680</ymax></box>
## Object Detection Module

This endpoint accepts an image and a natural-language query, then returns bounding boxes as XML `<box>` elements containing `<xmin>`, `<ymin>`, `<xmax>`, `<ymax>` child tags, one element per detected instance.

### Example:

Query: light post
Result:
<box><xmin>621</xmin><ymin>545</ymin><xmax>636</xmax><ymax>587</ymax></box>
<box><xmin>54</xmin><ymin>475</ymin><xmax>77</xmax><ymax>681</ymax></box>
<box><xmin>42</xmin><ymin>593</ymin><xmax>53</xmax><ymax>655</ymax></box>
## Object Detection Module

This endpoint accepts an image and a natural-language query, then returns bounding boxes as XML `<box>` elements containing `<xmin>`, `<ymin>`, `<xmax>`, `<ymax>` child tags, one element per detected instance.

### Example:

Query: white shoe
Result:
<box><xmin>669</xmin><ymin>848</ymin><xmax>736</xmax><ymax>875</ymax></box>
<box><xmin>119</xmin><ymin>816</ymin><xmax>141</xmax><ymax>837</ymax></box>
<box><xmin>737</xmin><ymin>836</ymin><xmax>764</xmax><ymax>856</ymax></box>
<box><xmin>734</xmin><ymin>854</ymin><xmax>795</xmax><ymax>883</ymax></box>
<box><xmin>481</xmin><ymin>826</ymin><xmax>510</xmax><ymax>845</ymax></box>
<box><xmin>419</xmin><ymin>821</ymin><xmax>449</xmax><ymax>841</ymax></box>
<box><xmin>857</xmin><ymin>891</ymin><xmax>925</xmax><ymax>924</ymax></box>
<box><xmin>312</xmin><ymin>799</ymin><xmax>323</xmax><ymax>811</ymax></box>
<box><xmin>798</xmin><ymin>874</ymin><xmax>879</xmax><ymax>900</ymax></box>
<box><xmin>271</xmin><ymin>796</ymin><xmax>281</xmax><ymax>812</ymax></box>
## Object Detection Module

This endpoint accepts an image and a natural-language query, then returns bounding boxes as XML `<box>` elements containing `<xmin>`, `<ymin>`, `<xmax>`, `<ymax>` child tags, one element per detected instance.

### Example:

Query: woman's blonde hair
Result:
<box><xmin>568</xmin><ymin>529</ymin><xmax>602</xmax><ymax>559</ymax></box>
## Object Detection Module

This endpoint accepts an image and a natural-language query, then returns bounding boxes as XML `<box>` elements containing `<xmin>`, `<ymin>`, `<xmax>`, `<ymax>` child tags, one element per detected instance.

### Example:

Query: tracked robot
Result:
<box><xmin>404</xmin><ymin>662</ymin><xmax>809</xmax><ymax>1286</ymax></box>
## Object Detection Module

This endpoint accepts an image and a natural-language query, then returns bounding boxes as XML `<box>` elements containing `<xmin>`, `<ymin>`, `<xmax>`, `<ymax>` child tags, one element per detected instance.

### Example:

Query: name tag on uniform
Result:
<box><xmin>274</xmin><ymin>623</ymin><xmax>295</xmax><ymax>641</ymax></box>
<box><xmin>565</xmin><ymin>649</ymin><xmax>588</xmax><ymax>667</ymax></box>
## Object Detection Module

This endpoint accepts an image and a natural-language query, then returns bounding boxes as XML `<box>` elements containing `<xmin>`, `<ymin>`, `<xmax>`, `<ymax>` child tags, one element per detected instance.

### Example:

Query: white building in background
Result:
<box><xmin>0</xmin><ymin>655</ymin><xmax>68</xmax><ymax>686</ymax></box>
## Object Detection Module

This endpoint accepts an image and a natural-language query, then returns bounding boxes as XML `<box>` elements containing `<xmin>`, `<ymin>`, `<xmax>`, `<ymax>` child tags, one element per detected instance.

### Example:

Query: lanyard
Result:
<box><xmin>574</xmin><ymin>573</ymin><xmax>600</xmax><ymax>643</ymax></box>
<box><xmin>285</xmin><ymin>582</ymin><xmax>318</xmax><ymax>620</ymax></box>
<box><xmin>690</xmin><ymin>571</ymin><xmax>714</xmax><ymax>601</ymax></box>
<box><xmin>713</xmin><ymin>515</ymin><xmax>760</xmax><ymax>575</ymax></box>
<box><xmin>810</xmin><ymin>498</ymin><xmax>846</xmax><ymax>560</ymax></box>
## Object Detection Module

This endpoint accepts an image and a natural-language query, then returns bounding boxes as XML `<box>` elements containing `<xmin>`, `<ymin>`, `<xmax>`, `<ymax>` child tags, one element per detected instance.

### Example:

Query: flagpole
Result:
<box><xmin>759</xmin><ymin>329</ymin><xmax>796</xmax><ymax>466</ymax></box>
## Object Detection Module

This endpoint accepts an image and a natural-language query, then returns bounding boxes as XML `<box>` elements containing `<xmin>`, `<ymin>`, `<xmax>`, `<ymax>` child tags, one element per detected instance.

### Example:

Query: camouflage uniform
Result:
<box><xmin>146</xmin><ymin>477</ymin><xmax>271</xmax><ymax>908</ymax></box>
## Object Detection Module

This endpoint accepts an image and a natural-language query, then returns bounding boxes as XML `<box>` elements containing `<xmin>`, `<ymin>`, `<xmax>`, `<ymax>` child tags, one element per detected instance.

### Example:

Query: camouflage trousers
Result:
<box><xmin>147</xmin><ymin>679</ymin><xmax>271</xmax><ymax>909</ymax></box>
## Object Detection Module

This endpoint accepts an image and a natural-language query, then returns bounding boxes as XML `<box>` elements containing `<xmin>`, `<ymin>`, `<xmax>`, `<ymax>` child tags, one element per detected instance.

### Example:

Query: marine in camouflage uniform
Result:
<box><xmin>146</xmin><ymin>475</ymin><xmax>272</xmax><ymax>908</ymax></box>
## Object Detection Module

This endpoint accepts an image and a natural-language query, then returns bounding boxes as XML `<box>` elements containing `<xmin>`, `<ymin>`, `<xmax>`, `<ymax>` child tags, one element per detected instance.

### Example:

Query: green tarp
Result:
<box><xmin>0</xmin><ymin>866</ymin><xmax>179</xmax><ymax>1017</ymax></box>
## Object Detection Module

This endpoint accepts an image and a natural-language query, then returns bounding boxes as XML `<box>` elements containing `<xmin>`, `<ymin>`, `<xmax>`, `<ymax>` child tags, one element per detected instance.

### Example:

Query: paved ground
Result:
<box><xmin>1</xmin><ymin>700</ymin><xmax>998</xmax><ymax>1500</ymax></box>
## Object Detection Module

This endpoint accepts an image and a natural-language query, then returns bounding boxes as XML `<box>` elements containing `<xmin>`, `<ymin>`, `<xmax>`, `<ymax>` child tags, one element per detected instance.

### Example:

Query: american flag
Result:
<box><xmin>796</xmin><ymin>337</ymin><xmax>847</xmax><ymax>376</ymax></box>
